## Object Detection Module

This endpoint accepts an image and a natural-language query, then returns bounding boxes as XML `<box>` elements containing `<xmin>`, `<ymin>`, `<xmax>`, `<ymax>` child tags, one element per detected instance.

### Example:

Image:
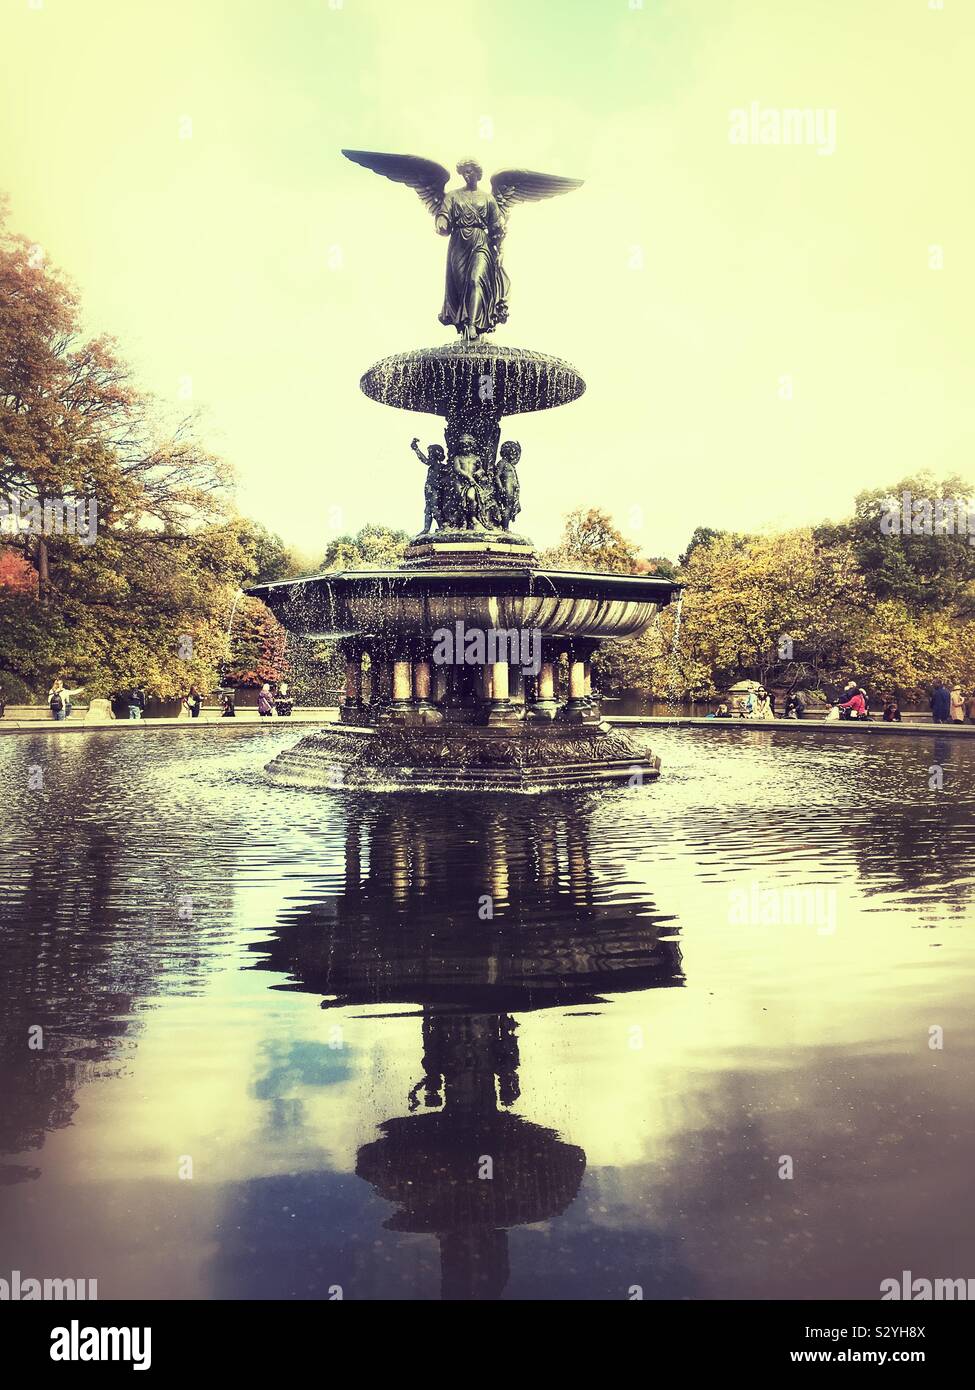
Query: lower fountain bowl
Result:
<box><xmin>250</xmin><ymin>565</ymin><xmax>680</xmax><ymax>643</ymax></box>
<box><xmin>265</xmin><ymin>723</ymin><xmax>660</xmax><ymax>793</ymax></box>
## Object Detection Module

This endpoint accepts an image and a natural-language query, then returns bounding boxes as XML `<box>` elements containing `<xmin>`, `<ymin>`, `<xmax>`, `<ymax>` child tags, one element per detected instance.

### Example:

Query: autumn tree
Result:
<box><xmin>816</xmin><ymin>471</ymin><xmax>975</xmax><ymax>614</ymax></box>
<box><xmin>661</xmin><ymin>529</ymin><xmax>870</xmax><ymax>697</ymax></box>
<box><xmin>678</xmin><ymin>526</ymin><xmax>727</xmax><ymax>568</ymax></box>
<box><xmin>543</xmin><ymin>507</ymin><xmax>643</xmax><ymax>573</ymax></box>
<box><xmin>236</xmin><ymin>519</ymin><xmax>311</xmax><ymax>585</ymax></box>
<box><xmin>0</xmin><ymin>548</ymin><xmax>34</xmax><ymax>592</ymax></box>
<box><xmin>0</xmin><ymin>198</ymin><xmax>250</xmax><ymax>698</ymax></box>
<box><xmin>643</xmin><ymin>554</ymin><xmax>678</xmax><ymax>580</ymax></box>
<box><xmin>224</xmin><ymin>595</ymin><xmax>287</xmax><ymax>688</ymax></box>
<box><xmin>321</xmin><ymin>523</ymin><xmax>410</xmax><ymax>571</ymax></box>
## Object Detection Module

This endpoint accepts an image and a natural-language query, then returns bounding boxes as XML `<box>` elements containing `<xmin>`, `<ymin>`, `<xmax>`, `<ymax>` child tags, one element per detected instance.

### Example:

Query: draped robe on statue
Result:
<box><xmin>437</xmin><ymin>189</ymin><xmax>510</xmax><ymax>336</ymax></box>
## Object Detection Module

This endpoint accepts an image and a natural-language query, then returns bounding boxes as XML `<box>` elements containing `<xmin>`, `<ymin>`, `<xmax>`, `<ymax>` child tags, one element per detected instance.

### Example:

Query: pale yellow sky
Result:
<box><xmin>2</xmin><ymin>0</ymin><xmax>972</xmax><ymax>560</ymax></box>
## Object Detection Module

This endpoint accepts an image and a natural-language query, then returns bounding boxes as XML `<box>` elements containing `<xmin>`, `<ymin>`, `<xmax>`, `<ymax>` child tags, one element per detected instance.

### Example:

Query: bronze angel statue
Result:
<box><xmin>342</xmin><ymin>150</ymin><xmax>583</xmax><ymax>340</ymax></box>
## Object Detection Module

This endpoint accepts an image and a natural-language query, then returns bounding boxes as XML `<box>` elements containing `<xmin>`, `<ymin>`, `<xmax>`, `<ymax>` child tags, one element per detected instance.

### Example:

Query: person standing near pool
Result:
<box><xmin>274</xmin><ymin>682</ymin><xmax>294</xmax><ymax>717</ymax></box>
<box><xmin>930</xmin><ymin>680</ymin><xmax>951</xmax><ymax>724</ymax></box>
<box><xmin>183</xmin><ymin>686</ymin><xmax>203</xmax><ymax>718</ymax></box>
<box><xmin>127</xmin><ymin>685</ymin><xmax>147</xmax><ymax>720</ymax></box>
<box><xmin>257</xmin><ymin>684</ymin><xmax>275</xmax><ymax>717</ymax></box>
<box><xmin>949</xmin><ymin>685</ymin><xmax>965</xmax><ymax>724</ymax></box>
<box><xmin>48</xmin><ymin>678</ymin><xmax>85</xmax><ymax>720</ymax></box>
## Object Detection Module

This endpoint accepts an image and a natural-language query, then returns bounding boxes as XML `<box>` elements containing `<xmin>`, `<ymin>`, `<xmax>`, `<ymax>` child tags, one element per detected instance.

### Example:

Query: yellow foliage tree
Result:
<box><xmin>650</xmin><ymin>529</ymin><xmax>869</xmax><ymax>698</ymax></box>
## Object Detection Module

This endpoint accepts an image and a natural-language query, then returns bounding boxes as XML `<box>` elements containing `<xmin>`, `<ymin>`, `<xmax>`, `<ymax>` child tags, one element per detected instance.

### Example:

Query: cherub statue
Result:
<box><xmin>452</xmin><ymin>434</ymin><xmax>493</xmax><ymax>530</ymax></box>
<box><xmin>495</xmin><ymin>440</ymin><xmax>522</xmax><ymax>532</ymax></box>
<box><xmin>342</xmin><ymin>150</ymin><xmax>583</xmax><ymax>340</ymax></box>
<box><xmin>411</xmin><ymin>437</ymin><xmax>447</xmax><ymax>533</ymax></box>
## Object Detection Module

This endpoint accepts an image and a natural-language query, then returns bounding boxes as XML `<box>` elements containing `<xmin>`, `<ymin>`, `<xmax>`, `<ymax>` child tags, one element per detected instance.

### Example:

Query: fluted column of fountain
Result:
<box><xmin>559</xmin><ymin>641</ymin><xmax>599</xmax><ymax>724</ymax></box>
<box><xmin>413</xmin><ymin>658</ymin><xmax>432</xmax><ymax>704</ymax></box>
<box><xmin>482</xmin><ymin>658</ymin><xmax>521</xmax><ymax>728</ymax></box>
<box><xmin>343</xmin><ymin>648</ymin><xmax>363</xmax><ymax>709</ymax></box>
<box><xmin>528</xmin><ymin>650</ymin><xmax>559</xmax><ymax>720</ymax></box>
<box><xmin>508</xmin><ymin>665</ymin><xmax>525</xmax><ymax>707</ymax></box>
<box><xmin>565</xmin><ymin>655</ymin><xmax>587</xmax><ymax>720</ymax></box>
<box><xmin>392</xmin><ymin>660</ymin><xmax>412</xmax><ymax>706</ymax></box>
<box><xmin>582</xmin><ymin>653</ymin><xmax>599</xmax><ymax>717</ymax></box>
<box><xmin>376</xmin><ymin>657</ymin><xmax>393</xmax><ymax>706</ymax></box>
<box><xmin>409</xmin><ymin>649</ymin><xmax>444</xmax><ymax>724</ymax></box>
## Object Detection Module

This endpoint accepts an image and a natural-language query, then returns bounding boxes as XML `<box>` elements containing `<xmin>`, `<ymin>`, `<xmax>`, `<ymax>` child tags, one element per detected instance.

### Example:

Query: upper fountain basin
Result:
<box><xmin>249</xmin><ymin>567</ymin><xmax>680</xmax><ymax>643</ymax></box>
<box><xmin>360</xmin><ymin>343</ymin><xmax>586</xmax><ymax>416</ymax></box>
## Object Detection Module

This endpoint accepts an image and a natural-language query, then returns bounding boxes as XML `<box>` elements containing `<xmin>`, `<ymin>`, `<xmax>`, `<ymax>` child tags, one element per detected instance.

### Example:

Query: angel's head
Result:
<box><xmin>456</xmin><ymin>158</ymin><xmax>482</xmax><ymax>188</ymax></box>
<box><xmin>499</xmin><ymin>440</ymin><xmax>521</xmax><ymax>464</ymax></box>
<box><xmin>428</xmin><ymin>444</ymin><xmax>445</xmax><ymax>463</ymax></box>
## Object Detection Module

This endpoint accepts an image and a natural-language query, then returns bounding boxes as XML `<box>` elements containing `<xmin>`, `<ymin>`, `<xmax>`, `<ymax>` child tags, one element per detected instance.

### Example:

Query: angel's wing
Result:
<box><xmin>341</xmin><ymin>150</ymin><xmax>450</xmax><ymax>216</ymax></box>
<box><xmin>489</xmin><ymin>169</ymin><xmax>584</xmax><ymax>217</ymax></box>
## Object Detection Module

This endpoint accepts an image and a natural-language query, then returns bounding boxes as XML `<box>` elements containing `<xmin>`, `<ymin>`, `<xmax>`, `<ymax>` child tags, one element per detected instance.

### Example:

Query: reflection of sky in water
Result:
<box><xmin>0</xmin><ymin>725</ymin><xmax>972</xmax><ymax>1299</ymax></box>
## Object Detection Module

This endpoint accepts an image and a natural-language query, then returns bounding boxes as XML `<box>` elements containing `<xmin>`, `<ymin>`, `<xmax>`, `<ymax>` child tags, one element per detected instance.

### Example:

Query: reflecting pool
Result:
<box><xmin>1</xmin><ymin>725</ymin><xmax>973</xmax><ymax>1299</ymax></box>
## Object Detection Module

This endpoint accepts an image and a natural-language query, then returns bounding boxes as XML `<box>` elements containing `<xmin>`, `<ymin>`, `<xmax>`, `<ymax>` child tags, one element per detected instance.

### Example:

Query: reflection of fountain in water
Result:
<box><xmin>250</xmin><ymin>796</ymin><xmax>683</xmax><ymax>1298</ymax></box>
<box><xmin>357</xmin><ymin>1011</ymin><xmax>585</xmax><ymax>1301</ymax></box>
<box><xmin>253</xmin><ymin>798</ymin><xmax>682</xmax><ymax>1008</ymax></box>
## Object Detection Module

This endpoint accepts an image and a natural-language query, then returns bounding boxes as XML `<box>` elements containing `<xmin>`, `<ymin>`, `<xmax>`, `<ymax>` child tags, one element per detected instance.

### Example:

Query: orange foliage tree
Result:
<box><xmin>224</xmin><ymin>596</ymin><xmax>286</xmax><ymax>688</ymax></box>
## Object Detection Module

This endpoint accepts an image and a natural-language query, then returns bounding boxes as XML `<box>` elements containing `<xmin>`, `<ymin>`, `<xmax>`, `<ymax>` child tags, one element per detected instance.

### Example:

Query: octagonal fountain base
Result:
<box><xmin>265</xmin><ymin>723</ymin><xmax>660</xmax><ymax>793</ymax></box>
